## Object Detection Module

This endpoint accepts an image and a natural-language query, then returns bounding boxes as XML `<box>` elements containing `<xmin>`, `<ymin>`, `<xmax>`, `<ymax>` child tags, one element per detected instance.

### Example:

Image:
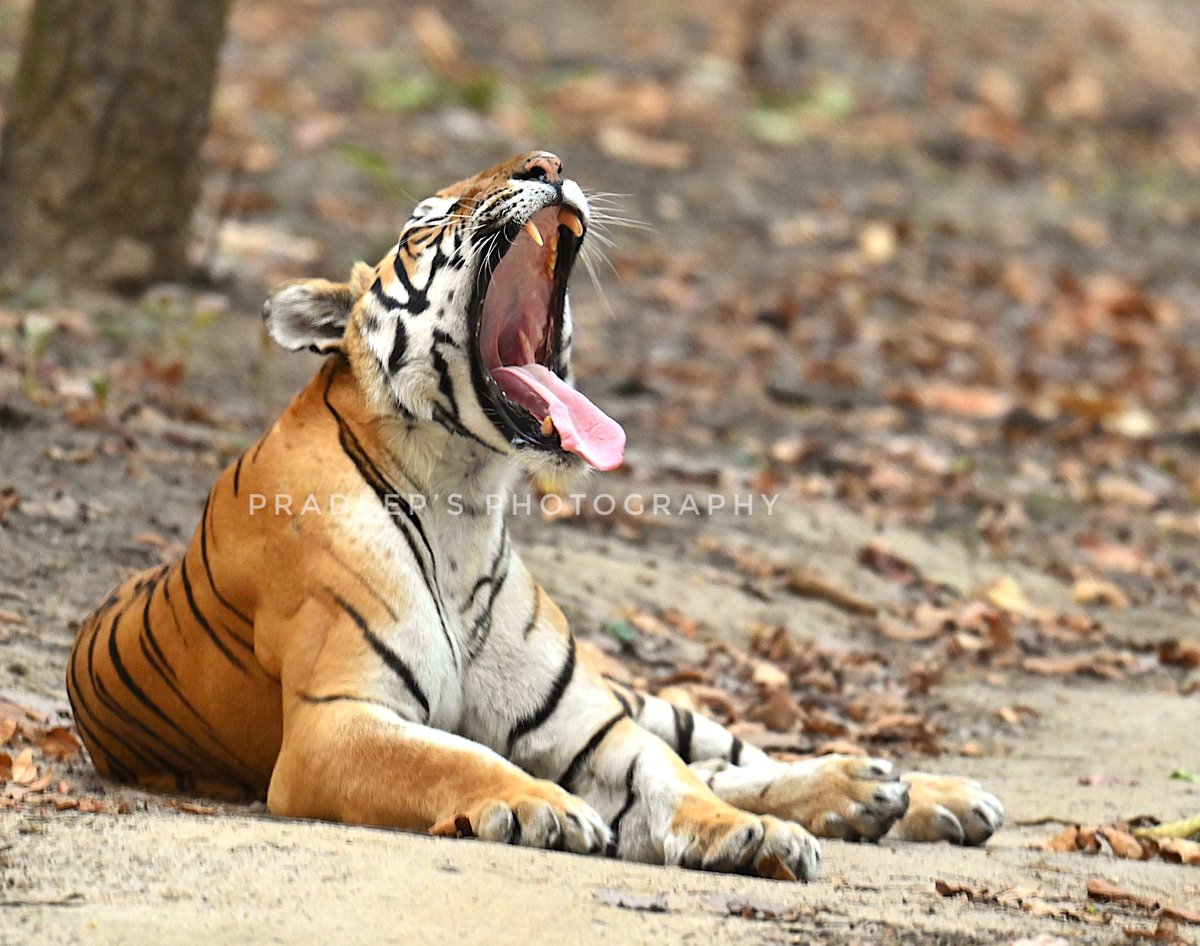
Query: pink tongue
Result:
<box><xmin>490</xmin><ymin>364</ymin><xmax>626</xmax><ymax>470</ymax></box>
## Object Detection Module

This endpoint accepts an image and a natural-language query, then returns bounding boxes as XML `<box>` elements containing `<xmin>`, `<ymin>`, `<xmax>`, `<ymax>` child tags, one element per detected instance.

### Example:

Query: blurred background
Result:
<box><xmin>1</xmin><ymin>5</ymin><xmax>1200</xmax><ymax>926</ymax></box>
<box><xmin>2</xmin><ymin>0</ymin><xmax>1199</xmax><ymax>566</ymax></box>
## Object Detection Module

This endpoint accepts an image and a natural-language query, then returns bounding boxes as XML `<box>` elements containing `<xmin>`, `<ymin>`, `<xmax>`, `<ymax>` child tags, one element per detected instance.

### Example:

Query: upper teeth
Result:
<box><xmin>523</xmin><ymin>221</ymin><xmax>544</xmax><ymax>247</ymax></box>
<box><xmin>558</xmin><ymin>207</ymin><xmax>584</xmax><ymax>237</ymax></box>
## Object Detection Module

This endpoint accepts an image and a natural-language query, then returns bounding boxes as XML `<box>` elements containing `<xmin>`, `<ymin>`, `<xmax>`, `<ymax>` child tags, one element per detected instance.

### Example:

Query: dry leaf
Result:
<box><xmin>747</xmin><ymin>687</ymin><xmax>802</xmax><ymax>732</ymax></box>
<box><xmin>10</xmin><ymin>747</ymin><xmax>36</xmax><ymax>785</ymax></box>
<box><xmin>1073</xmin><ymin>576</ymin><xmax>1130</xmax><ymax>609</ymax></box>
<box><xmin>784</xmin><ymin>568</ymin><xmax>876</xmax><ymax>615</ymax></box>
<box><xmin>0</xmin><ymin>717</ymin><xmax>16</xmax><ymax>746</ymax></box>
<box><xmin>756</xmin><ymin>852</ymin><xmax>798</xmax><ymax>882</ymax></box>
<box><xmin>1086</xmin><ymin>877</ymin><xmax>1157</xmax><ymax>912</ymax></box>
<box><xmin>1099</xmin><ymin>824</ymin><xmax>1149</xmax><ymax>860</ymax></box>
<box><xmin>1158</xmin><ymin>640</ymin><xmax>1200</xmax><ymax>669</ymax></box>
<box><xmin>877</xmin><ymin>618</ymin><xmax>943</xmax><ymax>643</ymax></box>
<box><xmin>39</xmin><ymin>726</ymin><xmax>82</xmax><ymax>761</ymax></box>
<box><xmin>752</xmin><ymin>661</ymin><xmax>789</xmax><ymax>691</ymax></box>
<box><xmin>430</xmin><ymin>814</ymin><xmax>475</xmax><ymax>838</ymax></box>
<box><xmin>1039</xmin><ymin>825</ymin><xmax>1082</xmax><ymax>852</ymax></box>
<box><xmin>980</xmin><ymin>576</ymin><xmax>1036</xmax><ymax>616</ymax></box>
<box><xmin>858</xmin><ymin>222</ymin><xmax>897</xmax><ymax>265</ymax></box>
<box><xmin>913</xmin><ymin>382</ymin><xmax>1013</xmax><ymax>420</ymax></box>
<box><xmin>857</xmin><ymin>541</ymin><xmax>923</xmax><ymax>586</ymax></box>
<box><xmin>1157</xmin><ymin>839</ymin><xmax>1200</xmax><ymax>867</ymax></box>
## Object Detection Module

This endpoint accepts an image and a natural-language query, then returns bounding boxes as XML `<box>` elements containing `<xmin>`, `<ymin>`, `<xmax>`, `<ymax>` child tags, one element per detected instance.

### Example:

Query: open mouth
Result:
<box><xmin>469</xmin><ymin>202</ymin><xmax>625</xmax><ymax>470</ymax></box>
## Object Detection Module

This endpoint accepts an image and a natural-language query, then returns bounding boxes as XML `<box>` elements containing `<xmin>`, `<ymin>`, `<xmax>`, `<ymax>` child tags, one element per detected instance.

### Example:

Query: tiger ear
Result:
<box><xmin>262</xmin><ymin>276</ymin><xmax>359</xmax><ymax>354</ymax></box>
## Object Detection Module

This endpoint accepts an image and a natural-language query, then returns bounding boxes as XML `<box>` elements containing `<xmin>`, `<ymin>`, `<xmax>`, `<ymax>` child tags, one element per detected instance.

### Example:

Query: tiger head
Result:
<box><xmin>262</xmin><ymin>150</ymin><xmax>625</xmax><ymax>476</ymax></box>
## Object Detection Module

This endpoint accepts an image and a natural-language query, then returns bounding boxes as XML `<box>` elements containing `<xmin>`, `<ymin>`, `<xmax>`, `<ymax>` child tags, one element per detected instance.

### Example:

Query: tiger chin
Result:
<box><xmin>67</xmin><ymin>151</ymin><xmax>1002</xmax><ymax>881</ymax></box>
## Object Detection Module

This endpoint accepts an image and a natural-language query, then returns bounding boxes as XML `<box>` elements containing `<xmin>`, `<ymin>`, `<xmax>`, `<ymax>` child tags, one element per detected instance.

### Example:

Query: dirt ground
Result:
<box><xmin>2</xmin><ymin>0</ymin><xmax>1200</xmax><ymax>943</ymax></box>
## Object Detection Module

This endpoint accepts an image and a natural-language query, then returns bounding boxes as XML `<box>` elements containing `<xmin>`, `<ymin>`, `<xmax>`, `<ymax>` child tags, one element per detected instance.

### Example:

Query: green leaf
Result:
<box><xmin>335</xmin><ymin>144</ymin><xmax>410</xmax><ymax>199</ymax></box>
<box><xmin>367</xmin><ymin>75</ymin><xmax>444</xmax><ymax>113</ymax></box>
<box><xmin>1170</xmin><ymin>769</ymin><xmax>1199</xmax><ymax>782</ymax></box>
<box><xmin>603</xmin><ymin>619</ymin><xmax>637</xmax><ymax>644</ymax></box>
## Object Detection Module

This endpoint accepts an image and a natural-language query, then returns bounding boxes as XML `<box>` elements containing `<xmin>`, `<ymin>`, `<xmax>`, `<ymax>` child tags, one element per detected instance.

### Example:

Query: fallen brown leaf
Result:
<box><xmin>10</xmin><ymin>747</ymin><xmax>37</xmax><ymax>784</ymax></box>
<box><xmin>747</xmin><ymin>687</ymin><xmax>802</xmax><ymax>732</ymax></box>
<box><xmin>429</xmin><ymin>814</ymin><xmax>475</xmax><ymax>838</ymax></box>
<box><xmin>784</xmin><ymin>568</ymin><xmax>877</xmax><ymax>616</ymax></box>
<box><xmin>38</xmin><ymin>726</ymin><xmax>82</xmax><ymax>761</ymax></box>
<box><xmin>857</xmin><ymin>541</ymin><xmax>923</xmax><ymax>586</ymax></box>
<box><xmin>1073</xmin><ymin>576</ymin><xmax>1131</xmax><ymax>609</ymax></box>
<box><xmin>1099</xmin><ymin>824</ymin><xmax>1150</xmax><ymax>860</ymax></box>
<box><xmin>1158</xmin><ymin>640</ymin><xmax>1200</xmax><ymax>670</ymax></box>
<box><xmin>752</xmin><ymin>661</ymin><xmax>789</xmax><ymax>691</ymax></box>
<box><xmin>756</xmin><ymin>853</ymin><xmax>797</xmax><ymax>882</ymax></box>
<box><xmin>980</xmin><ymin>576</ymin><xmax>1037</xmax><ymax>617</ymax></box>
<box><xmin>1157</xmin><ymin>839</ymin><xmax>1200</xmax><ymax>867</ymax></box>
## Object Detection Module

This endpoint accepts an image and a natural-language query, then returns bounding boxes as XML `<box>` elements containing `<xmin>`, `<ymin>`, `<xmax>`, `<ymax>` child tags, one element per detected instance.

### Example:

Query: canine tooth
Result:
<box><xmin>541</xmin><ymin>416</ymin><xmax>555</xmax><ymax>436</ymax></box>
<box><xmin>559</xmin><ymin>208</ymin><xmax>584</xmax><ymax>238</ymax></box>
<box><xmin>523</xmin><ymin>221</ymin><xmax>544</xmax><ymax>247</ymax></box>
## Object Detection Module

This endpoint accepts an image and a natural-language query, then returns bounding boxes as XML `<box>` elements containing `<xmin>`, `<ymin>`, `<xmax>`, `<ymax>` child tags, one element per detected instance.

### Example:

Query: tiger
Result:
<box><xmin>67</xmin><ymin>151</ymin><xmax>1003</xmax><ymax>881</ymax></box>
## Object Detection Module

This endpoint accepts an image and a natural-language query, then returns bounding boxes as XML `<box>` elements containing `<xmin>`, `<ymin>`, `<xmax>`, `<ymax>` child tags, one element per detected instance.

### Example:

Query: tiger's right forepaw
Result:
<box><xmin>433</xmin><ymin>781</ymin><xmax>610</xmax><ymax>855</ymax></box>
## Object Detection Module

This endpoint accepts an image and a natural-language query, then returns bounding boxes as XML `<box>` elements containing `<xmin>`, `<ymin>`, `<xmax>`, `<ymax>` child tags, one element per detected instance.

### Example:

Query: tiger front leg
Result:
<box><xmin>268</xmin><ymin>698</ymin><xmax>610</xmax><ymax>855</ymax></box>
<box><xmin>608</xmin><ymin>684</ymin><xmax>917</xmax><ymax>842</ymax></box>
<box><xmin>510</xmin><ymin>699</ymin><xmax>821</xmax><ymax>881</ymax></box>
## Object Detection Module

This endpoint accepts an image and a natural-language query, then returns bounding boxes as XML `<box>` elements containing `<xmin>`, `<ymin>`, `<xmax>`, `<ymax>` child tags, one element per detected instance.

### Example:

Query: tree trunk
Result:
<box><xmin>0</xmin><ymin>0</ymin><xmax>232</xmax><ymax>291</ymax></box>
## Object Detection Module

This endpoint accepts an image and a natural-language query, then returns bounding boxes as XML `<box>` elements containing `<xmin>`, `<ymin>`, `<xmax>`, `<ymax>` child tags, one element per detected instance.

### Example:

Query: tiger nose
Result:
<box><xmin>522</xmin><ymin>153</ymin><xmax>563</xmax><ymax>183</ymax></box>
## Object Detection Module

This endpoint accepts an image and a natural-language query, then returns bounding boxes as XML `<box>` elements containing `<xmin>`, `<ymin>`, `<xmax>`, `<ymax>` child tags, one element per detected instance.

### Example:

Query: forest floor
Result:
<box><xmin>1</xmin><ymin>0</ymin><xmax>1199</xmax><ymax>943</ymax></box>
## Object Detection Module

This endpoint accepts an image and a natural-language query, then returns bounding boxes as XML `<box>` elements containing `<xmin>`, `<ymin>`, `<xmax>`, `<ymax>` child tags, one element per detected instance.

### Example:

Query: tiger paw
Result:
<box><xmin>709</xmin><ymin>754</ymin><xmax>910</xmax><ymax>843</ymax></box>
<box><xmin>665</xmin><ymin>797</ymin><xmax>821</xmax><ymax>881</ymax></box>
<box><xmin>889</xmin><ymin>772</ymin><xmax>1004</xmax><ymax>845</ymax></box>
<box><xmin>433</xmin><ymin>781</ymin><xmax>611</xmax><ymax>855</ymax></box>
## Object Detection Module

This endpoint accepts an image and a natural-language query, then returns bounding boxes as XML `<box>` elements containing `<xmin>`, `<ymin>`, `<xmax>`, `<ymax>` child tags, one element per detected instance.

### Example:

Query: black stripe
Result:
<box><xmin>178</xmin><ymin>558</ymin><xmax>251</xmax><ymax>674</ymax></box>
<box><xmin>506</xmin><ymin>635</ymin><xmax>576</xmax><ymax>754</ymax></box>
<box><xmin>83</xmin><ymin>611</ymin><xmax>188</xmax><ymax>775</ymax></box>
<box><xmin>199</xmin><ymin>494</ymin><xmax>254</xmax><ymax>631</ymax></box>
<box><xmin>431</xmin><ymin>405</ymin><xmax>505</xmax><ymax>455</ymax></box>
<box><xmin>65</xmin><ymin>647</ymin><xmax>136</xmax><ymax>782</ymax></box>
<box><xmin>521</xmin><ymin>589</ymin><xmax>542</xmax><ymax>639</ymax></box>
<box><xmin>330</xmin><ymin>592</ymin><xmax>430</xmax><ymax>721</ymax></box>
<box><xmin>729</xmin><ymin>736</ymin><xmax>744</xmax><ymax>766</ymax></box>
<box><xmin>558</xmin><ymin>711</ymin><xmax>626</xmax><ymax>792</ymax></box>
<box><xmin>299</xmin><ymin>692</ymin><xmax>403</xmax><ymax>715</ymax></box>
<box><xmin>324</xmin><ymin>546</ymin><xmax>400</xmax><ymax>622</ymax></box>
<box><xmin>109</xmin><ymin>602</ymin><xmax>253</xmax><ymax>788</ymax></box>
<box><xmin>430</xmin><ymin>345</ymin><xmax>458</xmax><ymax>418</ymax></box>
<box><xmin>232</xmin><ymin>454</ymin><xmax>244</xmax><ymax>496</ymax></box>
<box><xmin>606</xmin><ymin>754</ymin><xmax>640</xmax><ymax>856</ymax></box>
<box><xmin>609</xmin><ymin>685</ymin><xmax>631</xmax><ymax>716</ymax></box>
<box><xmin>387</xmin><ymin>313</ymin><xmax>408</xmax><ymax>373</ymax></box>
<box><xmin>466</xmin><ymin>561</ymin><xmax>508</xmax><ymax>660</ymax></box>
<box><xmin>631</xmin><ymin>689</ymin><xmax>646</xmax><ymax>716</ymax></box>
<box><xmin>463</xmin><ymin>527</ymin><xmax>509</xmax><ymax>612</ymax></box>
<box><xmin>371</xmin><ymin>276</ymin><xmax>401</xmax><ymax>311</ymax></box>
<box><xmin>671</xmin><ymin>705</ymin><xmax>695</xmax><ymax>764</ymax></box>
<box><xmin>139</xmin><ymin>579</ymin><xmax>260</xmax><ymax>778</ymax></box>
<box><xmin>140</xmin><ymin>575</ymin><xmax>176</xmax><ymax>682</ymax></box>
<box><xmin>322</xmin><ymin>370</ymin><xmax>459</xmax><ymax>666</ymax></box>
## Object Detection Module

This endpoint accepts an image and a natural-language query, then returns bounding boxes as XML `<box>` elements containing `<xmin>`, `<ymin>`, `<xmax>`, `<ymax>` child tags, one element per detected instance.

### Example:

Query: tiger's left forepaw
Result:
<box><xmin>889</xmin><ymin>772</ymin><xmax>1004</xmax><ymax>845</ymax></box>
